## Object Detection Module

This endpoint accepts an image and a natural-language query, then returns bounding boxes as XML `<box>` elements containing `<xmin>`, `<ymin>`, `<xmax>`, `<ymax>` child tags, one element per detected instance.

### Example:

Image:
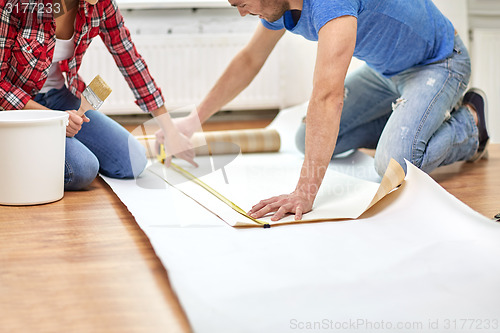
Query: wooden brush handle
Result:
<box><xmin>76</xmin><ymin>96</ymin><xmax>93</xmax><ymax>117</ymax></box>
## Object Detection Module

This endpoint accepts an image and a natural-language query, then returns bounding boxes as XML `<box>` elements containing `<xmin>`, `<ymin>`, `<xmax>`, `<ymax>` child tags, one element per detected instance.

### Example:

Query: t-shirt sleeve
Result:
<box><xmin>311</xmin><ymin>0</ymin><xmax>359</xmax><ymax>34</ymax></box>
<box><xmin>260</xmin><ymin>18</ymin><xmax>285</xmax><ymax>31</ymax></box>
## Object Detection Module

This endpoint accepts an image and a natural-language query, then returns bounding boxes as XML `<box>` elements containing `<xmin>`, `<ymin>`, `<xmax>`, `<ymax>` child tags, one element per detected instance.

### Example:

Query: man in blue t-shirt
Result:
<box><xmin>173</xmin><ymin>0</ymin><xmax>489</xmax><ymax>222</ymax></box>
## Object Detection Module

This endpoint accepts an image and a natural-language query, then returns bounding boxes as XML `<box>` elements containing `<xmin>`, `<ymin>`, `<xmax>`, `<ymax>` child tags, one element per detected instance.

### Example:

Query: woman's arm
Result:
<box><xmin>98</xmin><ymin>0</ymin><xmax>165</xmax><ymax>113</ymax></box>
<box><xmin>0</xmin><ymin>6</ymin><xmax>32</xmax><ymax>111</ymax></box>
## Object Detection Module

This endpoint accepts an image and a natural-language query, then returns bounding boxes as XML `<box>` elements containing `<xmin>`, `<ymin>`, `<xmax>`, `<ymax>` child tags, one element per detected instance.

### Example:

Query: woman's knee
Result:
<box><xmin>100</xmin><ymin>137</ymin><xmax>147</xmax><ymax>179</ymax></box>
<box><xmin>127</xmin><ymin>139</ymin><xmax>148</xmax><ymax>178</ymax></box>
<box><xmin>64</xmin><ymin>154</ymin><xmax>99</xmax><ymax>191</ymax></box>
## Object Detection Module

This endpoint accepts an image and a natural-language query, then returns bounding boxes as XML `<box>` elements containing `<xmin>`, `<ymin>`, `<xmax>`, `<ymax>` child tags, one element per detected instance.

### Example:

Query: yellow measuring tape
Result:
<box><xmin>158</xmin><ymin>145</ymin><xmax>270</xmax><ymax>228</ymax></box>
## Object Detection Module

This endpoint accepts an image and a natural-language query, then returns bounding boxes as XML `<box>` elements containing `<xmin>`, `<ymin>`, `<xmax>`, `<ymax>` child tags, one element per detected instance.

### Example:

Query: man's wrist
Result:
<box><xmin>194</xmin><ymin>104</ymin><xmax>216</xmax><ymax>124</ymax></box>
<box><xmin>295</xmin><ymin>181</ymin><xmax>320</xmax><ymax>201</ymax></box>
<box><xmin>296</xmin><ymin>160</ymin><xmax>329</xmax><ymax>199</ymax></box>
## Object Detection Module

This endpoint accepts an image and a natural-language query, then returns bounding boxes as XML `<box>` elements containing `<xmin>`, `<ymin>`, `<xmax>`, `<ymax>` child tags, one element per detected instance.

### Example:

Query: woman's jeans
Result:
<box><xmin>34</xmin><ymin>87</ymin><xmax>147</xmax><ymax>190</ymax></box>
<box><xmin>296</xmin><ymin>35</ymin><xmax>476</xmax><ymax>176</ymax></box>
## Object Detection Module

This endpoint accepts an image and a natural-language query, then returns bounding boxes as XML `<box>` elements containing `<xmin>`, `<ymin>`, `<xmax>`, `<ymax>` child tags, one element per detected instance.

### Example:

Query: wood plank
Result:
<box><xmin>0</xmin><ymin>180</ymin><xmax>191</xmax><ymax>333</ymax></box>
<box><xmin>430</xmin><ymin>144</ymin><xmax>500</xmax><ymax>219</ymax></box>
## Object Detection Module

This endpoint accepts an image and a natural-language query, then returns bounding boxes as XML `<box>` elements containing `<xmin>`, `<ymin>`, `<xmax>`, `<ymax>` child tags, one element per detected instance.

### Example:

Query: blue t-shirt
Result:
<box><xmin>262</xmin><ymin>0</ymin><xmax>455</xmax><ymax>77</ymax></box>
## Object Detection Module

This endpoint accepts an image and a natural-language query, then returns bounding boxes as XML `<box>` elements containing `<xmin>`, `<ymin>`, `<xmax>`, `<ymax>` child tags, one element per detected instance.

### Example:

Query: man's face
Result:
<box><xmin>228</xmin><ymin>0</ymin><xmax>289</xmax><ymax>22</ymax></box>
<box><xmin>85</xmin><ymin>0</ymin><xmax>99</xmax><ymax>4</ymax></box>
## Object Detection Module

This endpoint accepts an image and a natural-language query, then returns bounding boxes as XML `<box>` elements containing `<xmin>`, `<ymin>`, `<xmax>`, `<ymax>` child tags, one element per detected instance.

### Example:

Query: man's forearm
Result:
<box><xmin>195</xmin><ymin>24</ymin><xmax>284</xmax><ymax>123</ymax></box>
<box><xmin>296</xmin><ymin>94</ymin><xmax>343</xmax><ymax>199</ymax></box>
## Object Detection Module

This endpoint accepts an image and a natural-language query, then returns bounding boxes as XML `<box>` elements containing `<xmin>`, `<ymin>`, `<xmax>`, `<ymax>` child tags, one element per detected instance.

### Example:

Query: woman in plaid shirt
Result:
<box><xmin>0</xmin><ymin>0</ymin><xmax>196</xmax><ymax>190</ymax></box>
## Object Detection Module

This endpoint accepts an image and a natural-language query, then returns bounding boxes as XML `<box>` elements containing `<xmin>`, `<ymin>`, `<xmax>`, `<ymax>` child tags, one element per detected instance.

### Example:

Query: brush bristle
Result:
<box><xmin>87</xmin><ymin>75</ymin><xmax>112</xmax><ymax>101</ymax></box>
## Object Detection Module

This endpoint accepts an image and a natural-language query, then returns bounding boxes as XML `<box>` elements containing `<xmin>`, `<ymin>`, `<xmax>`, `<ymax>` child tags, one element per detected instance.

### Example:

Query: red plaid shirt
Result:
<box><xmin>0</xmin><ymin>0</ymin><xmax>164</xmax><ymax>112</ymax></box>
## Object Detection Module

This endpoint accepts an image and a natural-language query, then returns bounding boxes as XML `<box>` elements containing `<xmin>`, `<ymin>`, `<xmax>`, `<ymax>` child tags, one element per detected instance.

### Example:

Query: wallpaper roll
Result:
<box><xmin>192</xmin><ymin>128</ymin><xmax>280</xmax><ymax>155</ymax></box>
<box><xmin>136</xmin><ymin>128</ymin><xmax>281</xmax><ymax>158</ymax></box>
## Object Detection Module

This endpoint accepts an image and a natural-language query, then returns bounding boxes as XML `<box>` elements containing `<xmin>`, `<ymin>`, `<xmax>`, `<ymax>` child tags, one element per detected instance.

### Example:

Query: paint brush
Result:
<box><xmin>77</xmin><ymin>75</ymin><xmax>112</xmax><ymax>116</ymax></box>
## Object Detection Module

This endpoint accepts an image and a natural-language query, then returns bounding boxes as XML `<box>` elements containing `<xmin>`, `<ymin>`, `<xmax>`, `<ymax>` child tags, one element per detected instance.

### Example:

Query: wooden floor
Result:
<box><xmin>1</xmin><ymin>118</ymin><xmax>499</xmax><ymax>333</ymax></box>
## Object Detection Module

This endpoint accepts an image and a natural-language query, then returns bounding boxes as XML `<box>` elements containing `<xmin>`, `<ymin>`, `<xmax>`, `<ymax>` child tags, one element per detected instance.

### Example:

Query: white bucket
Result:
<box><xmin>0</xmin><ymin>110</ymin><xmax>69</xmax><ymax>205</ymax></box>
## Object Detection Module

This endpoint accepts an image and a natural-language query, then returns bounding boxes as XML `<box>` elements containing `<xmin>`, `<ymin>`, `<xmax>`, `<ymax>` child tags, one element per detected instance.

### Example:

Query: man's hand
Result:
<box><xmin>65</xmin><ymin>110</ymin><xmax>90</xmax><ymax>137</ymax></box>
<box><xmin>155</xmin><ymin>127</ymin><xmax>198</xmax><ymax>168</ymax></box>
<box><xmin>151</xmin><ymin>106</ymin><xmax>199</xmax><ymax>168</ymax></box>
<box><xmin>172</xmin><ymin>112</ymin><xmax>201</xmax><ymax>139</ymax></box>
<box><xmin>162</xmin><ymin>129</ymin><xmax>198</xmax><ymax>168</ymax></box>
<box><xmin>248</xmin><ymin>189</ymin><xmax>315</xmax><ymax>222</ymax></box>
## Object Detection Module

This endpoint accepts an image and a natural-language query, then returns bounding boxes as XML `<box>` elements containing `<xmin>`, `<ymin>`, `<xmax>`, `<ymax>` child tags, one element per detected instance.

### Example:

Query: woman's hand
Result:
<box><xmin>247</xmin><ymin>189</ymin><xmax>315</xmax><ymax>222</ymax></box>
<box><xmin>65</xmin><ymin>110</ymin><xmax>90</xmax><ymax>137</ymax></box>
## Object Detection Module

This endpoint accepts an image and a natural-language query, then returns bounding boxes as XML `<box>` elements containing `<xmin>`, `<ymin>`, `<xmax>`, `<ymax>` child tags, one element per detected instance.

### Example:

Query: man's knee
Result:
<box><xmin>374</xmin><ymin>145</ymin><xmax>420</xmax><ymax>177</ymax></box>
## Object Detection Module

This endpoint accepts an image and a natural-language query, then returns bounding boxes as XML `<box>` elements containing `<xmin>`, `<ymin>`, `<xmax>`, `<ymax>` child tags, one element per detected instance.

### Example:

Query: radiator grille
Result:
<box><xmin>79</xmin><ymin>34</ymin><xmax>283</xmax><ymax>115</ymax></box>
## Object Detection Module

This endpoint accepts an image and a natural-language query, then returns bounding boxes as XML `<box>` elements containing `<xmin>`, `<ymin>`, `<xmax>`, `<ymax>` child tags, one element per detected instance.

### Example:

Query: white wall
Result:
<box><xmin>468</xmin><ymin>0</ymin><xmax>500</xmax><ymax>143</ymax></box>
<box><xmin>434</xmin><ymin>0</ymin><xmax>469</xmax><ymax>47</ymax></box>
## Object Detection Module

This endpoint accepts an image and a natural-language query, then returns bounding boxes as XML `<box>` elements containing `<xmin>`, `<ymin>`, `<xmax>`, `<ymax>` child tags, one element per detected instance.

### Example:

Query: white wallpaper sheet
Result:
<box><xmin>103</xmin><ymin>105</ymin><xmax>500</xmax><ymax>332</ymax></box>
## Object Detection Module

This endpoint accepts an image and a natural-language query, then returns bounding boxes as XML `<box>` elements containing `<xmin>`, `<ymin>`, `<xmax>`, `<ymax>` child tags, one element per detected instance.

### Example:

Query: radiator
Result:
<box><xmin>79</xmin><ymin>34</ymin><xmax>285</xmax><ymax>115</ymax></box>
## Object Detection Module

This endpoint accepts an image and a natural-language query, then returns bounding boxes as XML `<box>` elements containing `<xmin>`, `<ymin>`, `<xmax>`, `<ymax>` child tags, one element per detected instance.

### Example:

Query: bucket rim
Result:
<box><xmin>0</xmin><ymin>110</ymin><xmax>69</xmax><ymax>124</ymax></box>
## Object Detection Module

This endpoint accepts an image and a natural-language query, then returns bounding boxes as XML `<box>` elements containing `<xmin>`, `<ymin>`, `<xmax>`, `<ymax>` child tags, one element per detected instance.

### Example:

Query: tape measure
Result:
<box><xmin>158</xmin><ymin>144</ymin><xmax>270</xmax><ymax>228</ymax></box>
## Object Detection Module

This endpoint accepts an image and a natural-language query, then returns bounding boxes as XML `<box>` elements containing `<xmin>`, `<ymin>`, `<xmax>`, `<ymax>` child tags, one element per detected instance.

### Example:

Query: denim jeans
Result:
<box><xmin>296</xmin><ymin>35</ymin><xmax>476</xmax><ymax>176</ymax></box>
<box><xmin>34</xmin><ymin>87</ymin><xmax>147</xmax><ymax>190</ymax></box>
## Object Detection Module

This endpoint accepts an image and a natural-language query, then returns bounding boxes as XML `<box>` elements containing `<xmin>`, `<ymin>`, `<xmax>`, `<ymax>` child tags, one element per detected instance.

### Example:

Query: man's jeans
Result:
<box><xmin>296</xmin><ymin>35</ymin><xmax>476</xmax><ymax>176</ymax></box>
<box><xmin>34</xmin><ymin>87</ymin><xmax>147</xmax><ymax>190</ymax></box>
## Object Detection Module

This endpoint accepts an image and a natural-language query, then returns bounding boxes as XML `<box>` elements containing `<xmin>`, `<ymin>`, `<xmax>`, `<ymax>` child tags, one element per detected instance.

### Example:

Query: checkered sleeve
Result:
<box><xmin>98</xmin><ymin>0</ymin><xmax>165</xmax><ymax>112</ymax></box>
<box><xmin>0</xmin><ymin>6</ymin><xmax>32</xmax><ymax>110</ymax></box>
